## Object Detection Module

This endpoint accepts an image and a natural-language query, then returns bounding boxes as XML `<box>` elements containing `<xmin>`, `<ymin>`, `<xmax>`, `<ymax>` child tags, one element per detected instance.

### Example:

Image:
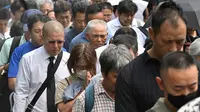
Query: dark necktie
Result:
<box><xmin>47</xmin><ymin>57</ymin><xmax>57</xmax><ymax>112</ymax></box>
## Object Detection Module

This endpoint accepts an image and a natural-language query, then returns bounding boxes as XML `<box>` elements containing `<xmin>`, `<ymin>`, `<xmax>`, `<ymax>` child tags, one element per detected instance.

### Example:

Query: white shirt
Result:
<box><xmin>132</xmin><ymin>27</ymin><xmax>147</xmax><ymax>55</ymax></box>
<box><xmin>13</xmin><ymin>46</ymin><xmax>70</xmax><ymax>112</ymax></box>
<box><xmin>107</xmin><ymin>18</ymin><xmax>146</xmax><ymax>55</ymax></box>
<box><xmin>107</xmin><ymin>17</ymin><xmax>144</xmax><ymax>36</ymax></box>
<box><xmin>95</xmin><ymin>45</ymin><xmax>108</xmax><ymax>74</ymax></box>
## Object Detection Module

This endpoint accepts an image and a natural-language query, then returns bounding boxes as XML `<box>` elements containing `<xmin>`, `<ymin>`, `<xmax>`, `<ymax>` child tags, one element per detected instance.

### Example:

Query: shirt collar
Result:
<box><xmin>41</xmin><ymin>46</ymin><xmax>59</xmax><ymax>61</ymax></box>
<box><xmin>113</xmin><ymin>18</ymin><xmax>138</xmax><ymax>28</ymax></box>
<box><xmin>143</xmin><ymin>50</ymin><xmax>160</xmax><ymax>64</ymax></box>
<box><xmin>95</xmin><ymin>82</ymin><xmax>115</xmax><ymax>101</ymax></box>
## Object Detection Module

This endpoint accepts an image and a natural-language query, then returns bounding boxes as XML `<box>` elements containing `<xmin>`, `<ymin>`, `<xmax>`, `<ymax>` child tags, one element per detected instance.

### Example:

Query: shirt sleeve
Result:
<box><xmin>115</xmin><ymin>64</ymin><xmax>139</xmax><ymax>112</ymax></box>
<box><xmin>55</xmin><ymin>78</ymin><xmax>69</xmax><ymax>105</ymax></box>
<box><xmin>72</xmin><ymin>91</ymin><xmax>85</xmax><ymax>112</ymax></box>
<box><xmin>13</xmin><ymin>56</ymin><xmax>30</xmax><ymax>112</ymax></box>
<box><xmin>0</xmin><ymin>39</ymin><xmax>12</xmax><ymax>66</ymax></box>
<box><xmin>8</xmin><ymin>48</ymin><xmax>21</xmax><ymax>78</ymax></box>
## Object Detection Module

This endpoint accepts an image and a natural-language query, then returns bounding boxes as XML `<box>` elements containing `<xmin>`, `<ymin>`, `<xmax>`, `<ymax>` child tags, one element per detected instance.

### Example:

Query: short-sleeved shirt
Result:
<box><xmin>72</xmin><ymin>82</ymin><xmax>115</xmax><ymax>112</ymax></box>
<box><xmin>0</xmin><ymin>35</ymin><xmax>26</xmax><ymax>66</ymax></box>
<box><xmin>55</xmin><ymin>77</ymin><xmax>69</xmax><ymax>104</ymax></box>
<box><xmin>8</xmin><ymin>41</ymin><xmax>39</xmax><ymax>78</ymax></box>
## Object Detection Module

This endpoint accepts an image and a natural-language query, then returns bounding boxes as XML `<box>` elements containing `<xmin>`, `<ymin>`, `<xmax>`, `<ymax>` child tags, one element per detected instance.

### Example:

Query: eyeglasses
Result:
<box><xmin>48</xmin><ymin>40</ymin><xmax>65</xmax><ymax>44</ymax></box>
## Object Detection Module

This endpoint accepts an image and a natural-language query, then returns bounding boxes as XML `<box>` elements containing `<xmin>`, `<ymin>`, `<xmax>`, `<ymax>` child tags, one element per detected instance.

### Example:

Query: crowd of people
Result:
<box><xmin>0</xmin><ymin>0</ymin><xmax>200</xmax><ymax>112</ymax></box>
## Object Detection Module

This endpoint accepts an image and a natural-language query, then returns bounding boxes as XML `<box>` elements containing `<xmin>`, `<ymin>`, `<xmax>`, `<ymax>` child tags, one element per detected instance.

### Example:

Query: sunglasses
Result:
<box><xmin>48</xmin><ymin>40</ymin><xmax>65</xmax><ymax>44</ymax></box>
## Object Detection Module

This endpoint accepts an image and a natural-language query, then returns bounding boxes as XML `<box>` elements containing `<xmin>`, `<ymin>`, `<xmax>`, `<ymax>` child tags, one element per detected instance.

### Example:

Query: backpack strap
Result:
<box><xmin>8</xmin><ymin>36</ymin><xmax>21</xmax><ymax>62</ymax></box>
<box><xmin>0</xmin><ymin>38</ymin><xmax>6</xmax><ymax>51</ymax></box>
<box><xmin>85</xmin><ymin>85</ymin><xmax>94</xmax><ymax>112</ymax></box>
<box><xmin>138</xmin><ymin>26</ymin><xmax>150</xmax><ymax>38</ymax></box>
<box><xmin>25</xmin><ymin>51</ymin><xmax>63</xmax><ymax>112</ymax></box>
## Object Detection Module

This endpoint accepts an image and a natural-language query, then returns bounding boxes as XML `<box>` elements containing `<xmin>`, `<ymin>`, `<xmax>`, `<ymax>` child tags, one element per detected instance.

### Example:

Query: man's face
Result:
<box><xmin>30</xmin><ymin>21</ymin><xmax>44</xmax><ymax>46</ymax></box>
<box><xmin>0</xmin><ymin>19</ymin><xmax>8</xmax><ymax>34</ymax></box>
<box><xmin>40</xmin><ymin>3</ymin><xmax>53</xmax><ymax>15</ymax></box>
<box><xmin>14</xmin><ymin>7</ymin><xmax>24</xmax><ymax>21</ymax></box>
<box><xmin>56</xmin><ymin>11</ymin><xmax>71</xmax><ymax>28</ymax></box>
<box><xmin>103</xmin><ymin>72</ymin><xmax>118</xmax><ymax>92</ymax></box>
<box><xmin>74</xmin><ymin>12</ymin><xmax>86</xmax><ymax>32</ymax></box>
<box><xmin>150</xmin><ymin>18</ymin><xmax>186</xmax><ymax>59</ymax></box>
<box><xmin>47</xmin><ymin>11</ymin><xmax>56</xmax><ymax>20</ymax></box>
<box><xmin>158</xmin><ymin>65</ymin><xmax>198</xmax><ymax>108</ymax></box>
<box><xmin>118</xmin><ymin>12</ymin><xmax>134</xmax><ymax>26</ymax></box>
<box><xmin>87</xmin><ymin>12</ymin><xmax>104</xmax><ymax>23</ymax></box>
<box><xmin>86</xmin><ymin>24</ymin><xmax>107</xmax><ymax>49</ymax></box>
<box><xmin>43</xmin><ymin>31</ymin><xmax>64</xmax><ymax>56</ymax></box>
<box><xmin>102</xmin><ymin>9</ymin><xmax>112</xmax><ymax>22</ymax></box>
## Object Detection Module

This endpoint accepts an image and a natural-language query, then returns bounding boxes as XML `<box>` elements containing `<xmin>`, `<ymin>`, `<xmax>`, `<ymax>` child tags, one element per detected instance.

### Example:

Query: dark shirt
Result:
<box><xmin>63</xmin><ymin>28</ymin><xmax>80</xmax><ymax>51</ymax></box>
<box><xmin>115</xmin><ymin>50</ymin><xmax>164</xmax><ymax>112</ymax></box>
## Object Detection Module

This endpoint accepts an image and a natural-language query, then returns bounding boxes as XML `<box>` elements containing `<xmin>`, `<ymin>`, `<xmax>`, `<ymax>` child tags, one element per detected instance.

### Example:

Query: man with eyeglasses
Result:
<box><xmin>13</xmin><ymin>21</ymin><xmax>70</xmax><ymax>112</ymax></box>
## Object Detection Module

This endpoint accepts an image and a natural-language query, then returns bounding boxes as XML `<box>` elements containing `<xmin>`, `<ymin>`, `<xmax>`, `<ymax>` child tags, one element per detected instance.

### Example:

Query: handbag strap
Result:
<box><xmin>25</xmin><ymin>51</ymin><xmax>63</xmax><ymax>112</ymax></box>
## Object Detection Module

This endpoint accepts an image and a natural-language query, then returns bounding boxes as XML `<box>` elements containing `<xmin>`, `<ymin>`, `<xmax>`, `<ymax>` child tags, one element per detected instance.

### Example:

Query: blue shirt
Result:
<box><xmin>68</xmin><ymin>29</ymin><xmax>112</xmax><ymax>52</ymax></box>
<box><xmin>8</xmin><ymin>41</ymin><xmax>39</xmax><ymax>78</ymax></box>
<box><xmin>64</xmin><ymin>28</ymin><xmax>80</xmax><ymax>51</ymax></box>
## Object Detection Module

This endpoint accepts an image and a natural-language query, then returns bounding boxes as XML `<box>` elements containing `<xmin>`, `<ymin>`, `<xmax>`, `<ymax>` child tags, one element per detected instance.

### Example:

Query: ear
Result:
<box><xmin>85</xmin><ymin>32</ymin><xmax>90</xmax><ymax>41</ymax></box>
<box><xmin>156</xmin><ymin>76</ymin><xmax>164</xmax><ymax>91</ymax></box>
<box><xmin>149</xmin><ymin>27</ymin><xmax>155</xmax><ymax>42</ymax></box>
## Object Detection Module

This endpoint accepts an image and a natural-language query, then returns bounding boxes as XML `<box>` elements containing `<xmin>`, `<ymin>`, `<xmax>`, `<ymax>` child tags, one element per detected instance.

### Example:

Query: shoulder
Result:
<box><xmin>107</xmin><ymin>18</ymin><xmax>118</xmax><ymax>27</ymax></box>
<box><xmin>21</xmin><ymin>47</ymin><xmax>42</xmax><ymax>60</ymax></box>
<box><xmin>119</xmin><ymin>53</ymin><xmax>147</xmax><ymax>78</ymax></box>
<box><xmin>71</xmin><ymin>32</ymin><xmax>84</xmax><ymax>43</ymax></box>
<box><xmin>13</xmin><ymin>42</ymin><xmax>29</xmax><ymax>52</ymax></box>
<box><xmin>2</xmin><ymin>38</ymin><xmax>13</xmax><ymax>47</ymax></box>
<box><xmin>62</xmin><ymin>51</ymin><xmax>70</xmax><ymax>60</ymax></box>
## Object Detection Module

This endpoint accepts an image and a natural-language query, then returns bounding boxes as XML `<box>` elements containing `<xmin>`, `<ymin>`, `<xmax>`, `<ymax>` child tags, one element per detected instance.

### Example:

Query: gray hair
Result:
<box><xmin>37</xmin><ymin>0</ymin><xmax>54</xmax><ymax>9</ymax></box>
<box><xmin>189</xmin><ymin>38</ymin><xmax>200</xmax><ymax>56</ymax></box>
<box><xmin>85</xmin><ymin>19</ymin><xmax>108</xmax><ymax>33</ymax></box>
<box><xmin>99</xmin><ymin>44</ymin><xmax>133</xmax><ymax>76</ymax></box>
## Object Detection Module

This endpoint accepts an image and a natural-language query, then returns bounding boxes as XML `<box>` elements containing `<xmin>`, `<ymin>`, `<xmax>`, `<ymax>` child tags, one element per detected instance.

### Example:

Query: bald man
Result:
<box><xmin>13</xmin><ymin>21</ymin><xmax>70</xmax><ymax>112</ymax></box>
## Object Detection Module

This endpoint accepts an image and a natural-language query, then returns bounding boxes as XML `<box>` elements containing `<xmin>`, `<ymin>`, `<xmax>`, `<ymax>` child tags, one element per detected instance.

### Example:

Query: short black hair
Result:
<box><xmin>0</xmin><ymin>8</ymin><xmax>10</xmax><ymax>20</ymax></box>
<box><xmin>85</xmin><ymin>4</ymin><xmax>102</xmax><ymax>23</ymax></box>
<box><xmin>113</xmin><ymin>27</ymin><xmax>137</xmax><ymax>38</ymax></box>
<box><xmin>10</xmin><ymin>21</ymin><xmax>23</xmax><ymax>37</ymax></box>
<box><xmin>72</xmin><ymin>1</ymin><xmax>89</xmax><ymax>19</ymax></box>
<box><xmin>11</xmin><ymin>1</ymin><xmax>23</xmax><ymax>15</ymax></box>
<box><xmin>112</xmin><ymin>34</ymin><xmax>138</xmax><ymax>54</ymax></box>
<box><xmin>117</xmin><ymin>0</ymin><xmax>138</xmax><ymax>14</ymax></box>
<box><xmin>19</xmin><ymin>0</ymin><xmax>38</xmax><ymax>10</ymax></box>
<box><xmin>160</xmin><ymin>51</ymin><xmax>196</xmax><ymax>75</ymax></box>
<box><xmin>27</xmin><ymin>14</ymin><xmax>51</xmax><ymax>31</ymax></box>
<box><xmin>54</xmin><ymin>0</ymin><xmax>71</xmax><ymax>16</ymax></box>
<box><xmin>152</xmin><ymin>1</ymin><xmax>187</xmax><ymax>36</ymax></box>
<box><xmin>99</xmin><ymin>2</ymin><xmax>113</xmax><ymax>11</ymax></box>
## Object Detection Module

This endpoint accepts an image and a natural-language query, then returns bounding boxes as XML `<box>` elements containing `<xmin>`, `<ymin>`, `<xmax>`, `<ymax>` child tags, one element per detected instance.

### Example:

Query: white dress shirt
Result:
<box><xmin>107</xmin><ymin>18</ymin><xmax>146</xmax><ymax>55</ymax></box>
<box><xmin>95</xmin><ymin>45</ymin><xmax>108</xmax><ymax>74</ymax></box>
<box><xmin>107</xmin><ymin>17</ymin><xmax>144</xmax><ymax>36</ymax></box>
<box><xmin>13</xmin><ymin>46</ymin><xmax>70</xmax><ymax>112</ymax></box>
<box><xmin>132</xmin><ymin>27</ymin><xmax>147</xmax><ymax>55</ymax></box>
